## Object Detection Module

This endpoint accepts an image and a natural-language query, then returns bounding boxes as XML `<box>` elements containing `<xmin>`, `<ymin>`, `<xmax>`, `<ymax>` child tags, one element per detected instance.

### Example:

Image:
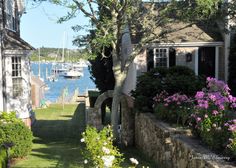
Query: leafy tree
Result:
<box><xmin>32</xmin><ymin>0</ymin><xmax>224</xmax><ymax>137</ymax></box>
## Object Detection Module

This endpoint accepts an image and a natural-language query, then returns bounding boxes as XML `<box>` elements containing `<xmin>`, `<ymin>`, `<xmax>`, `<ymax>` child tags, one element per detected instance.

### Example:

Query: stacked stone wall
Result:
<box><xmin>135</xmin><ymin>113</ymin><xmax>235</xmax><ymax>168</ymax></box>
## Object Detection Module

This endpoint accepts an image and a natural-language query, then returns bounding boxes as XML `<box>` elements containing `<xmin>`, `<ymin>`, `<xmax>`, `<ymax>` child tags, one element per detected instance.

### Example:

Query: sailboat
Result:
<box><xmin>51</xmin><ymin>32</ymin><xmax>69</xmax><ymax>76</ymax></box>
<box><xmin>63</xmin><ymin>66</ymin><xmax>83</xmax><ymax>78</ymax></box>
<box><xmin>63</xmin><ymin>48</ymin><xmax>83</xmax><ymax>78</ymax></box>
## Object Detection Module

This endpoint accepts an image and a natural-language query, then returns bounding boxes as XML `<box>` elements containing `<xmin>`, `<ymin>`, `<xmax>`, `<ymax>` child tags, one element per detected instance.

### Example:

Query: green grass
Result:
<box><xmin>12</xmin><ymin>103</ymin><xmax>157</xmax><ymax>168</ymax></box>
<box><xmin>13</xmin><ymin>138</ymin><xmax>84</xmax><ymax>168</ymax></box>
<box><xmin>32</xmin><ymin>104</ymin><xmax>85</xmax><ymax>139</ymax></box>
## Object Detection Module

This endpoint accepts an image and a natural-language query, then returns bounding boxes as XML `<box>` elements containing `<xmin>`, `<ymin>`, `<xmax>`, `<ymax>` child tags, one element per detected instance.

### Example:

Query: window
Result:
<box><xmin>154</xmin><ymin>48</ymin><xmax>169</xmax><ymax>67</ymax></box>
<box><xmin>5</xmin><ymin>0</ymin><xmax>16</xmax><ymax>31</ymax></box>
<box><xmin>12</xmin><ymin>57</ymin><xmax>22</xmax><ymax>98</ymax></box>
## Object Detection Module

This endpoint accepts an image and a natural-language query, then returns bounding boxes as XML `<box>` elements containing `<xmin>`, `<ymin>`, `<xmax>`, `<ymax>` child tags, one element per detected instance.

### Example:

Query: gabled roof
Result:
<box><xmin>152</xmin><ymin>22</ymin><xmax>223</xmax><ymax>43</ymax></box>
<box><xmin>131</xmin><ymin>2</ymin><xmax>223</xmax><ymax>44</ymax></box>
<box><xmin>3</xmin><ymin>29</ymin><xmax>34</xmax><ymax>50</ymax></box>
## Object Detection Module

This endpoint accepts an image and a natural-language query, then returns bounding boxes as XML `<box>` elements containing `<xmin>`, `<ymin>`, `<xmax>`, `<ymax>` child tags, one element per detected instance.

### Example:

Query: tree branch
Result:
<box><xmin>73</xmin><ymin>0</ymin><xmax>98</xmax><ymax>23</ymax></box>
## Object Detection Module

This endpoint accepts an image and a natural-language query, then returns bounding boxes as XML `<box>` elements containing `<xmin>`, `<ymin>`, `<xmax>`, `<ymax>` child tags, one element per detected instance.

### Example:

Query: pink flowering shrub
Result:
<box><xmin>190</xmin><ymin>77</ymin><xmax>236</xmax><ymax>157</ymax></box>
<box><xmin>153</xmin><ymin>77</ymin><xmax>236</xmax><ymax>159</ymax></box>
<box><xmin>153</xmin><ymin>91</ymin><xmax>193</xmax><ymax>126</ymax></box>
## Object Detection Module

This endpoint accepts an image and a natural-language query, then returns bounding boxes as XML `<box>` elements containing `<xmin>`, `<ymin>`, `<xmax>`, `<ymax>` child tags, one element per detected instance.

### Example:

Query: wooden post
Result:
<box><xmin>62</xmin><ymin>88</ymin><xmax>65</xmax><ymax>110</ymax></box>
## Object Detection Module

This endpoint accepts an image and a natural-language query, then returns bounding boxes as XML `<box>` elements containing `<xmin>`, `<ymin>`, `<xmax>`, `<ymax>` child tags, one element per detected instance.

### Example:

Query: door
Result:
<box><xmin>198</xmin><ymin>47</ymin><xmax>215</xmax><ymax>77</ymax></box>
<box><xmin>169</xmin><ymin>48</ymin><xmax>176</xmax><ymax>67</ymax></box>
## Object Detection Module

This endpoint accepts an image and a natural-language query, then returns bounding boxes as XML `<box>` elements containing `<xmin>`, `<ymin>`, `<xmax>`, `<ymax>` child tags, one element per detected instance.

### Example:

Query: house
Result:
<box><xmin>0</xmin><ymin>0</ymin><xmax>34</xmax><ymax>127</ymax></box>
<box><xmin>122</xmin><ymin>2</ymin><xmax>232</xmax><ymax>95</ymax></box>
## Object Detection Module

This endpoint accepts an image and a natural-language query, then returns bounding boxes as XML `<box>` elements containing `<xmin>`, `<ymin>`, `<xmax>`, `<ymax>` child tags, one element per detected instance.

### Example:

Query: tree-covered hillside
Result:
<box><xmin>30</xmin><ymin>47</ymin><xmax>88</xmax><ymax>62</ymax></box>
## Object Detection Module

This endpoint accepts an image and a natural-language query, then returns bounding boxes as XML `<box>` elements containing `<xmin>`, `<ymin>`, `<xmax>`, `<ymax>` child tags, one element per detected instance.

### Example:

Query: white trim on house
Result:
<box><xmin>4</xmin><ymin>50</ymin><xmax>31</xmax><ymax>55</ymax></box>
<box><xmin>194</xmin><ymin>48</ymin><xmax>199</xmax><ymax>76</ymax></box>
<box><xmin>224</xmin><ymin>33</ymin><xmax>230</xmax><ymax>82</ymax></box>
<box><xmin>147</xmin><ymin>42</ymin><xmax>224</xmax><ymax>48</ymax></box>
<box><xmin>215</xmin><ymin>46</ymin><xmax>219</xmax><ymax>79</ymax></box>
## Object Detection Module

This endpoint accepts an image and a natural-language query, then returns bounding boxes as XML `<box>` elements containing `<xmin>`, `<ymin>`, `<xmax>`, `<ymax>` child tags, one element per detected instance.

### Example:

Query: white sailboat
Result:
<box><xmin>63</xmin><ymin>68</ymin><xmax>83</xmax><ymax>78</ymax></box>
<box><xmin>51</xmin><ymin>32</ymin><xmax>69</xmax><ymax>76</ymax></box>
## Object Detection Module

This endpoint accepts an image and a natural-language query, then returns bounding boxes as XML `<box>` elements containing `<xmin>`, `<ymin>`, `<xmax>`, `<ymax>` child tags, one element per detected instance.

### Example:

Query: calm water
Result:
<box><xmin>31</xmin><ymin>62</ymin><xmax>96</xmax><ymax>102</ymax></box>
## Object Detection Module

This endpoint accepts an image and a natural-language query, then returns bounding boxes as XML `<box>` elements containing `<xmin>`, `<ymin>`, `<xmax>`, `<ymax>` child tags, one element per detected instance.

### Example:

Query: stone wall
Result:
<box><xmin>135</xmin><ymin>113</ymin><xmax>235</xmax><ymax>168</ymax></box>
<box><xmin>85</xmin><ymin>91</ymin><xmax>135</xmax><ymax>146</ymax></box>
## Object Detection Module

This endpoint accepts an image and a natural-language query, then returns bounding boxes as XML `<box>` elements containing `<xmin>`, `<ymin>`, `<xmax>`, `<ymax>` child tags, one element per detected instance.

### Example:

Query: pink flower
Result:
<box><xmin>204</xmin><ymin>114</ymin><xmax>208</xmax><ymax>118</ymax></box>
<box><xmin>212</xmin><ymin>110</ymin><xmax>219</xmax><ymax>115</ymax></box>
<box><xmin>196</xmin><ymin>117</ymin><xmax>202</xmax><ymax>122</ymax></box>
<box><xmin>195</xmin><ymin>91</ymin><xmax>205</xmax><ymax>99</ymax></box>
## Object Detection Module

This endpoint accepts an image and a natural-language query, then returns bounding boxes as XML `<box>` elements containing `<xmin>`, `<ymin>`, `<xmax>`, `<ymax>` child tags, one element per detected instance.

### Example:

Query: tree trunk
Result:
<box><xmin>111</xmin><ymin>72</ymin><xmax>126</xmax><ymax>139</ymax></box>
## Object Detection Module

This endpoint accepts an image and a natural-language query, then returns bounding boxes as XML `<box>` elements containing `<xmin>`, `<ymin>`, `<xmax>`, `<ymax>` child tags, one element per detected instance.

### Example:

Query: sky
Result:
<box><xmin>20</xmin><ymin>1</ymin><xmax>89</xmax><ymax>49</ymax></box>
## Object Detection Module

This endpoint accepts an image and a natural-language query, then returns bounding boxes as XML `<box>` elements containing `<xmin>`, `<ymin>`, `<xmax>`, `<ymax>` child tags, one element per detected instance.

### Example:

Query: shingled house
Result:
<box><xmin>122</xmin><ymin>2</ymin><xmax>231</xmax><ymax>95</ymax></box>
<box><xmin>0</xmin><ymin>0</ymin><xmax>34</xmax><ymax>126</ymax></box>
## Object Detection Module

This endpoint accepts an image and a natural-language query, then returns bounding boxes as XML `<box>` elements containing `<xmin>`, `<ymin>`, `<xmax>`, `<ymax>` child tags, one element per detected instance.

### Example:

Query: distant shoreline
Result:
<box><xmin>30</xmin><ymin>60</ymin><xmax>89</xmax><ymax>63</ymax></box>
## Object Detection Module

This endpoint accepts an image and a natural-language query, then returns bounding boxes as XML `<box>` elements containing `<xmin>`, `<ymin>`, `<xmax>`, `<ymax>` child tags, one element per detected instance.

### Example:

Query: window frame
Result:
<box><xmin>4</xmin><ymin>0</ymin><xmax>16</xmax><ymax>31</ymax></box>
<box><xmin>153</xmin><ymin>48</ymin><xmax>169</xmax><ymax>68</ymax></box>
<box><xmin>12</xmin><ymin>56</ymin><xmax>22</xmax><ymax>98</ymax></box>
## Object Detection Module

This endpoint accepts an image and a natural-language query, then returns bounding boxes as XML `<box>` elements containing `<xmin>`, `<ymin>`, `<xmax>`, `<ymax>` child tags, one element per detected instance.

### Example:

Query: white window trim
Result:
<box><xmin>153</xmin><ymin>48</ymin><xmax>169</xmax><ymax>68</ymax></box>
<box><xmin>12</xmin><ymin>56</ymin><xmax>23</xmax><ymax>98</ymax></box>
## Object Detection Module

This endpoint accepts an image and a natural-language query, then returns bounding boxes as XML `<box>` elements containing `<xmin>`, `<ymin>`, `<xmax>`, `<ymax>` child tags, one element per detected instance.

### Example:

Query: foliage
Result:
<box><xmin>81</xmin><ymin>126</ymin><xmax>124</xmax><ymax>167</ymax></box>
<box><xmin>152</xmin><ymin>77</ymin><xmax>236</xmax><ymax>158</ymax></box>
<box><xmin>30</xmin><ymin>47</ymin><xmax>88</xmax><ymax>62</ymax></box>
<box><xmin>0</xmin><ymin>112</ymin><xmax>33</xmax><ymax>158</ymax></box>
<box><xmin>0</xmin><ymin>112</ymin><xmax>21</xmax><ymax>123</ymax></box>
<box><xmin>189</xmin><ymin>77</ymin><xmax>236</xmax><ymax>157</ymax></box>
<box><xmin>132</xmin><ymin>66</ymin><xmax>204</xmax><ymax>112</ymax></box>
<box><xmin>89</xmin><ymin>51</ymin><xmax>115</xmax><ymax>93</ymax></box>
<box><xmin>153</xmin><ymin>91</ymin><xmax>193</xmax><ymax>126</ymax></box>
<box><xmin>228</xmin><ymin>35</ymin><xmax>236</xmax><ymax>96</ymax></box>
<box><xmin>88</xmin><ymin>90</ymin><xmax>100</xmax><ymax>108</ymax></box>
<box><xmin>0</xmin><ymin>147</ymin><xmax>7</xmax><ymax>168</ymax></box>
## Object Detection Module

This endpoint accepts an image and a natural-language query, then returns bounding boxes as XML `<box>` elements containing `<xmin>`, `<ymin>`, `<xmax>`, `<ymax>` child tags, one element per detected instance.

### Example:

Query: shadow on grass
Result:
<box><xmin>31</xmin><ymin>138</ymin><xmax>84</xmax><ymax>168</ymax></box>
<box><xmin>12</xmin><ymin>103</ymin><xmax>87</xmax><ymax>168</ymax></box>
<box><xmin>32</xmin><ymin>103</ymin><xmax>86</xmax><ymax>140</ymax></box>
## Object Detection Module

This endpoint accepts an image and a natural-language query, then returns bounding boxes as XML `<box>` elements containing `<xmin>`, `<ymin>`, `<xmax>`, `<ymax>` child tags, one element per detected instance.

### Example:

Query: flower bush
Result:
<box><xmin>0</xmin><ymin>112</ymin><xmax>33</xmax><ymax>158</ymax></box>
<box><xmin>190</xmin><ymin>77</ymin><xmax>236</xmax><ymax>154</ymax></box>
<box><xmin>81</xmin><ymin>126</ymin><xmax>124</xmax><ymax>167</ymax></box>
<box><xmin>153</xmin><ymin>91</ymin><xmax>193</xmax><ymax>126</ymax></box>
<box><xmin>152</xmin><ymin>77</ymin><xmax>236</xmax><ymax>159</ymax></box>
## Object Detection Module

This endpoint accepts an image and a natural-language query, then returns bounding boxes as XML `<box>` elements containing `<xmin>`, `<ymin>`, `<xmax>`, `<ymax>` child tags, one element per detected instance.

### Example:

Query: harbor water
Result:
<box><xmin>31</xmin><ymin>62</ymin><xmax>96</xmax><ymax>102</ymax></box>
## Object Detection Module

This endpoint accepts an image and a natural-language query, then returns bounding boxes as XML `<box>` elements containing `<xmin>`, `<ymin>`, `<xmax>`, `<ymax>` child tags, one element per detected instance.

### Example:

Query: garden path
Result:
<box><xmin>12</xmin><ymin>103</ymin><xmax>156</xmax><ymax>168</ymax></box>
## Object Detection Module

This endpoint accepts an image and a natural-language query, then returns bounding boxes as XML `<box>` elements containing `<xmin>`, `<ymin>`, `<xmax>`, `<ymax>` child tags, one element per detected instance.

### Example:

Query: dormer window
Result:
<box><xmin>5</xmin><ymin>0</ymin><xmax>17</xmax><ymax>31</ymax></box>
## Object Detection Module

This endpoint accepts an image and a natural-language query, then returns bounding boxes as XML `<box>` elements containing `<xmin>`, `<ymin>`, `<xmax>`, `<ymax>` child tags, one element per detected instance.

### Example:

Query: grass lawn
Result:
<box><xmin>12</xmin><ymin>103</ymin><xmax>156</xmax><ymax>168</ymax></box>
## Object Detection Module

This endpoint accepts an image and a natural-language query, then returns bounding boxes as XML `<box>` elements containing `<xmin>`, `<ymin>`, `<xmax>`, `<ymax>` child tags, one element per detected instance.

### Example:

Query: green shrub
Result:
<box><xmin>132</xmin><ymin>66</ymin><xmax>204</xmax><ymax>112</ymax></box>
<box><xmin>0</xmin><ymin>112</ymin><xmax>33</xmax><ymax>158</ymax></box>
<box><xmin>0</xmin><ymin>147</ymin><xmax>7</xmax><ymax>168</ymax></box>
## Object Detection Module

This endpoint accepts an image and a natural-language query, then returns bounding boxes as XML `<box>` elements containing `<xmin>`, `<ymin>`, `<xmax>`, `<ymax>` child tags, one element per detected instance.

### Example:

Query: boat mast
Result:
<box><xmin>38</xmin><ymin>48</ymin><xmax>41</xmax><ymax>78</ymax></box>
<box><xmin>62</xmin><ymin>31</ymin><xmax>66</xmax><ymax>63</ymax></box>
